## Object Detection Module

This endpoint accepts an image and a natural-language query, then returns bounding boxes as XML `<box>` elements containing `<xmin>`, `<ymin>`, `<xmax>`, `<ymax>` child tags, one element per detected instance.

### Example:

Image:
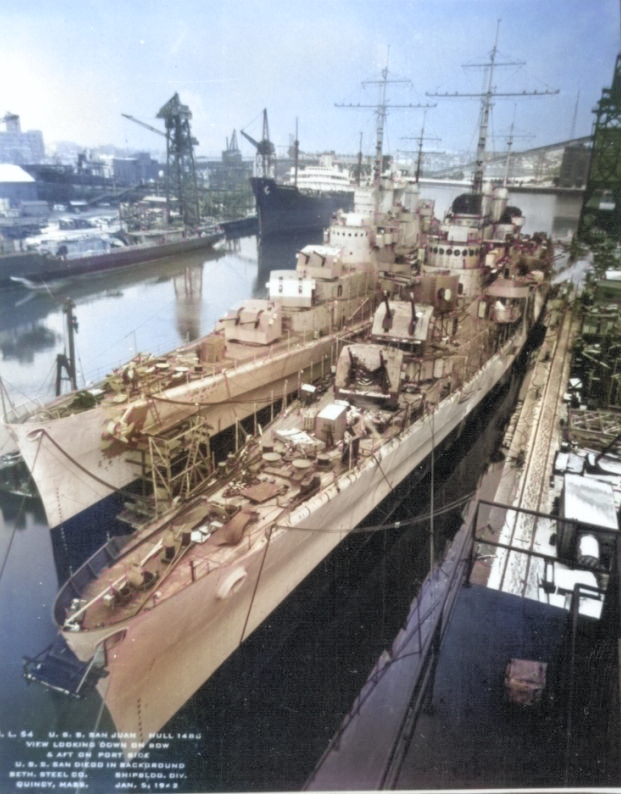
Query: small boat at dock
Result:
<box><xmin>5</xmin><ymin>222</ymin><xmax>224</xmax><ymax>289</ymax></box>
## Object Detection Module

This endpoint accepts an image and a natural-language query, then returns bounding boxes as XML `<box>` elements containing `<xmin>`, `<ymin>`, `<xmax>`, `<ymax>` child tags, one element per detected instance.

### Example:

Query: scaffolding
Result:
<box><xmin>578</xmin><ymin>53</ymin><xmax>621</xmax><ymax>242</ymax></box>
<box><xmin>121</xmin><ymin>413</ymin><xmax>213</xmax><ymax>527</ymax></box>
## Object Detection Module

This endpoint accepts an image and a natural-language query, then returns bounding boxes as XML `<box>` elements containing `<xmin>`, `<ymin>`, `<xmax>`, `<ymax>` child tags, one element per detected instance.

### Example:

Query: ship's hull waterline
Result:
<box><xmin>57</xmin><ymin>312</ymin><xmax>538</xmax><ymax>758</ymax></box>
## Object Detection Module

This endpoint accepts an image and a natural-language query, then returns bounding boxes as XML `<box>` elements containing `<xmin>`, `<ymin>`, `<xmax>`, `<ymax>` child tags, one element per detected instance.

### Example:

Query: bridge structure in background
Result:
<box><xmin>425</xmin><ymin>135</ymin><xmax>592</xmax><ymax>183</ymax></box>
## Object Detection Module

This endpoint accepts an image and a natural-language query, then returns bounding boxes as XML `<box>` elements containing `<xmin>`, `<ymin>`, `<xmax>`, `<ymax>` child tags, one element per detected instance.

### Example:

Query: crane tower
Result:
<box><xmin>578</xmin><ymin>53</ymin><xmax>621</xmax><ymax>243</ymax></box>
<box><xmin>156</xmin><ymin>93</ymin><xmax>201</xmax><ymax>227</ymax></box>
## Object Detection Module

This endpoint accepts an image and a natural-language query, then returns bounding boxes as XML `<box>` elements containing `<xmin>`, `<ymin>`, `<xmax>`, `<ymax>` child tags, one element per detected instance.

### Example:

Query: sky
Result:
<box><xmin>1</xmin><ymin>0</ymin><xmax>620</xmax><ymax>164</ymax></box>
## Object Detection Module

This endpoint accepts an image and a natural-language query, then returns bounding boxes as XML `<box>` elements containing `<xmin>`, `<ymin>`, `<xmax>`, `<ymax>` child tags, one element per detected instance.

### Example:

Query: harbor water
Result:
<box><xmin>0</xmin><ymin>187</ymin><xmax>582</xmax><ymax>792</ymax></box>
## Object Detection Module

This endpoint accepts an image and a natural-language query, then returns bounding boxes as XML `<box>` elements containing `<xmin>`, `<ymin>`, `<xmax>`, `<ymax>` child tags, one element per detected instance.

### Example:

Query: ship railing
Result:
<box><xmin>185</xmin><ymin>313</ymin><xmax>375</xmax><ymax>380</ymax></box>
<box><xmin>180</xmin><ymin>327</ymin><xmax>364</xmax><ymax>382</ymax></box>
<box><xmin>80</xmin><ymin>296</ymin><xmax>377</xmax><ymax>397</ymax></box>
<box><xmin>129</xmin><ymin>531</ymin><xmax>260</xmax><ymax>617</ymax></box>
<box><xmin>1</xmin><ymin>399</ymin><xmax>40</xmax><ymax>425</ymax></box>
<box><xmin>0</xmin><ymin>375</ymin><xmax>45</xmax><ymax>425</ymax></box>
<box><xmin>470</xmin><ymin>498</ymin><xmax>615</xmax><ymax>604</ymax></box>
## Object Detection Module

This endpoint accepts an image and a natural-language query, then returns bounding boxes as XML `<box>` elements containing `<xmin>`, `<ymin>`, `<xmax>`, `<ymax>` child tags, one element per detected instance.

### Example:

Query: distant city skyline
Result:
<box><xmin>2</xmin><ymin>0</ymin><xmax>619</xmax><ymax>163</ymax></box>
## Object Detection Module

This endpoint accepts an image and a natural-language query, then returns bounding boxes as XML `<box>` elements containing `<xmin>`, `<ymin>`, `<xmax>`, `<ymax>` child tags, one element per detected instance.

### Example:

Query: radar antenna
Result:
<box><xmin>337</xmin><ymin>64</ymin><xmax>435</xmax><ymax>185</ymax></box>
<box><xmin>427</xmin><ymin>19</ymin><xmax>558</xmax><ymax>194</ymax></box>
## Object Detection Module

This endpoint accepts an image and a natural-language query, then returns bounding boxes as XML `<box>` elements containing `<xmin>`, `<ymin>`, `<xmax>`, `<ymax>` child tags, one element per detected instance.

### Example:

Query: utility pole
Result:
<box><xmin>56</xmin><ymin>299</ymin><xmax>78</xmax><ymax>396</ymax></box>
<box><xmin>356</xmin><ymin>132</ymin><xmax>364</xmax><ymax>185</ymax></box>
<box><xmin>292</xmin><ymin>118</ymin><xmax>299</xmax><ymax>187</ymax></box>
<box><xmin>501</xmin><ymin>108</ymin><xmax>535</xmax><ymax>186</ymax></box>
<box><xmin>427</xmin><ymin>19</ymin><xmax>558</xmax><ymax>195</ymax></box>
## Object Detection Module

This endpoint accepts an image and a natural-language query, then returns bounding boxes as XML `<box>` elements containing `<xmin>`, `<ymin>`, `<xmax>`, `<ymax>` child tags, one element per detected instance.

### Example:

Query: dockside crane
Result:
<box><xmin>121</xmin><ymin>113</ymin><xmax>166</xmax><ymax>139</ymax></box>
<box><xmin>578</xmin><ymin>52</ymin><xmax>621</xmax><ymax>242</ymax></box>
<box><xmin>241</xmin><ymin>109</ymin><xmax>275</xmax><ymax>178</ymax></box>
<box><xmin>122</xmin><ymin>93</ymin><xmax>201</xmax><ymax>227</ymax></box>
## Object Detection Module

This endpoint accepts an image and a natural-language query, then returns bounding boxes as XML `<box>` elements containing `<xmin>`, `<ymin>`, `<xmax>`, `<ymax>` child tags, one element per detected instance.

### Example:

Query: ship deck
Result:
<box><xmin>60</xmin><ymin>298</ymin><xmax>512</xmax><ymax>640</ymax></box>
<box><xmin>63</xmin><ymin>388</ymin><xmax>404</xmax><ymax>633</ymax></box>
<box><xmin>17</xmin><ymin>309</ymin><xmax>372</xmax><ymax>425</ymax></box>
<box><xmin>307</xmin><ymin>289</ymin><xmax>620</xmax><ymax>789</ymax></box>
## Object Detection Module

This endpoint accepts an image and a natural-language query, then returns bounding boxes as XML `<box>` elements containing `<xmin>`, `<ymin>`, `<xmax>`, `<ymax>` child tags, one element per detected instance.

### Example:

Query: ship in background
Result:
<box><xmin>1</xmin><ymin>99</ymin><xmax>269</xmax><ymax>288</ymax></box>
<box><xmin>6</xmin><ymin>215</ymin><xmax>223</xmax><ymax>289</ymax></box>
<box><xmin>3</xmin><ymin>94</ymin><xmax>227</xmax><ymax>288</ymax></box>
<box><xmin>24</xmin><ymin>59</ymin><xmax>556</xmax><ymax>759</ymax></box>
<box><xmin>3</xmin><ymin>77</ymin><xmax>439</xmax><ymax>531</ymax></box>
<box><xmin>242</xmin><ymin>110</ymin><xmax>355</xmax><ymax>238</ymax></box>
<box><xmin>16</xmin><ymin>41</ymin><xmax>562</xmax><ymax>766</ymax></box>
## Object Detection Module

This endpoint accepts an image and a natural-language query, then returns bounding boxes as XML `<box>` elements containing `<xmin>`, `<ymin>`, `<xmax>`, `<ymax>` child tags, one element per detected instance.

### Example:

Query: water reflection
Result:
<box><xmin>0</xmin><ymin>356</ymin><xmax>526</xmax><ymax>793</ymax></box>
<box><xmin>255</xmin><ymin>230</ymin><xmax>323</xmax><ymax>294</ymax></box>
<box><xmin>0</xmin><ymin>243</ymin><xmax>256</xmax><ymax>403</ymax></box>
<box><xmin>0</xmin><ymin>324</ymin><xmax>57</xmax><ymax>364</ymax></box>
<box><xmin>172</xmin><ymin>265</ymin><xmax>203</xmax><ymax>342</ymax></box>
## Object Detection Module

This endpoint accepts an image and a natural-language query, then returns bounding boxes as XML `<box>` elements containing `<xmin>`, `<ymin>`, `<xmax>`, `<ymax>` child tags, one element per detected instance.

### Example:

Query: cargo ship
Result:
<box><xmin>251</xmin><ymin>166</ymin><xmax>355</xmax><ymax>239</ymax></box>
<box><xmin>242</xmin><ymin>112</ymin><xmax>355</xmax><ymax>239</ymax></box>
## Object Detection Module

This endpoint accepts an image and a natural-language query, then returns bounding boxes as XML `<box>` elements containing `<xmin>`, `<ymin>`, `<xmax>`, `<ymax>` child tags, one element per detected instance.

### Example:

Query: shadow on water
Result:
<box><xmin>0</xmin><ymin>491</ymin><xmax>116</xmax><ymax>791</ymax></box>
<box><xmin>253</xmin><ymin>230</ymin><xmax>324</xmax><ymax>298</ymax></box>
<box><xmin>0</xmin><ymin>246</ymin><xmax>228</xmax><ymax>334</ymax></box>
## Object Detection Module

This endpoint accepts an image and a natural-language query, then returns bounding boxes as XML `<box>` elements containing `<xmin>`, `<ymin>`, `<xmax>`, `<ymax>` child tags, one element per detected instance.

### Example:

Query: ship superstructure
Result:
<box><xmin>51</xmin><ymin>184</ymin><xmax>552</xmax><ymax>758</ymax></box>
<box><xmin>4</xmin><ymin>182</ymin><xmax>431</xmax><ymax>528</ymax></box>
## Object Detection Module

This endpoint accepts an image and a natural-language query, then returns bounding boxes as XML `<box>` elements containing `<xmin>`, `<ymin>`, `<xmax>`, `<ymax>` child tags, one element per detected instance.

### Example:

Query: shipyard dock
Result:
<box><xmin>307</xmin><ymin>282</ymin><xmax>621</xmax><ymax>789</ymax></box>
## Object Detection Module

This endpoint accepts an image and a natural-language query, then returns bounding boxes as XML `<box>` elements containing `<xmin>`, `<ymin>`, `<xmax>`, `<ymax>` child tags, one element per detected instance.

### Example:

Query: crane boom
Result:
<box><xmin>121</xmin><ymin>113</ymin><xmax>166</xmax><ymax>137</ymax></box>
<box><xmin>241</xmin><ymin>109</ymin><xmax>275</xmax><ymax>177</ymax></box>
<box><xmin>122</xmin><ymin>95</ymin><xmax>200</xmax><ymax>227</ymax></box>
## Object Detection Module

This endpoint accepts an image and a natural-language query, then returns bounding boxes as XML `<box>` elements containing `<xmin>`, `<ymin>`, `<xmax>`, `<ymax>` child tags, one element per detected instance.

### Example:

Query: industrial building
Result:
<box><xmin>0</xmin><ymin>113</ymin><xmax>45</xmax><ymax>165</ymax></box>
